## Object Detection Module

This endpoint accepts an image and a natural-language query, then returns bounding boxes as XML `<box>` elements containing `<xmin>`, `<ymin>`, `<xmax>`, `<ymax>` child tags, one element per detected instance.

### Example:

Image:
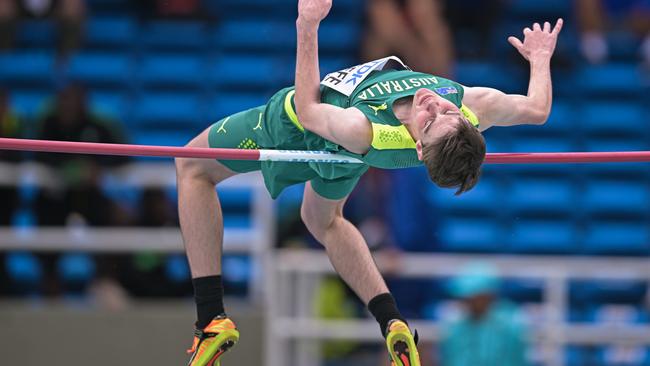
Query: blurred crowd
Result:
<box><xmin>0</xmin><ymin>0</ymin><xmax>207</xmax><ymax>55</ymax></box>
<box><xmin>576</xmin><ymin>0</ymin><xmax>650</xmax><ymax>66</ymax></box>
<box><xmin>0</xmin><ymin>0</ymin><xmax>86</xmax><ymax>55</ymax></box>
<box><xmin>361</xmin><ymin>0</ymin><xmax>650</xmax><ymax>75</ymax></box>
<box><xmin>0</xmin><ymin>82</ymin><xmax>190</xmax><ymax>305</ymax></box>
<box><xmin>0</xmin><ymin>0</ymin><xmax>220</xmax><ymax>305</ymax></box>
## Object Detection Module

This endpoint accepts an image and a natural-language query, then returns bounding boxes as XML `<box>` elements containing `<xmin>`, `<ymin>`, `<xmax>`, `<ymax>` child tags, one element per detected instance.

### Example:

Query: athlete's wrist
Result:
<box><xmin>528</xmin><ymin>55</ymin><xmax>552</xmax><ymax>66</ymax></box>
<box><xmin>296</xmin><ymin>16</ymin><xmax>320</xmax><ymax>30</ymax></box>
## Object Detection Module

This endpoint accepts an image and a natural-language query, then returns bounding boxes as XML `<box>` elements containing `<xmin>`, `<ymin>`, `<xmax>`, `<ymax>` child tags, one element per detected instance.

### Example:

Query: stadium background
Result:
<box><xmin>0</xmin><ymin>0</ymin><xmax>649</xmax><ymax>365</ymax></box>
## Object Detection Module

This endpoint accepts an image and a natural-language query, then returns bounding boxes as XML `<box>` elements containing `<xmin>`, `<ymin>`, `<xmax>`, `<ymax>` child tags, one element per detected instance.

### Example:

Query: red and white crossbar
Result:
<box><xmin>1</xmin><ymin>137</ymin><xmax>650</xmax><ymax>164</ymax></box>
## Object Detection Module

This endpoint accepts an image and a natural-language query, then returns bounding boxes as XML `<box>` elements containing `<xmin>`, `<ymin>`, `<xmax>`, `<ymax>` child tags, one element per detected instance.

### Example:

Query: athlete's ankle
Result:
<box><xmin>368</xmin><ymin>293</ymin><xmax>406</xmax><ymax>337</ymax></box>
<box><xmin>193</xmin><ymin>275</ymin><xmax>225</xmax><ymax>329</ymax></box>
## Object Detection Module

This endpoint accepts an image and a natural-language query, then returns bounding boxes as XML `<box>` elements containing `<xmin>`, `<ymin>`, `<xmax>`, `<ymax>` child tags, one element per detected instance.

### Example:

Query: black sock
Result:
<box><xmin>193</xmin><ymin>275</ymin><xmax>225</xmax><ymax>329</ymax></box>
<box><xmin>367</xmin><ymin>293</ymin><xmax>405</xmax><ymax>337</ymax></box>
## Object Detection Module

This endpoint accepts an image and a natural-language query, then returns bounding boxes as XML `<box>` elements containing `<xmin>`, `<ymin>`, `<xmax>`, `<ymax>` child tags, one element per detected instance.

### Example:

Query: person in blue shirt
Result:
<box><xmin>441</xmin><ymin>263</ymin><xmax>529</xmax><ymax>366</ymax></box>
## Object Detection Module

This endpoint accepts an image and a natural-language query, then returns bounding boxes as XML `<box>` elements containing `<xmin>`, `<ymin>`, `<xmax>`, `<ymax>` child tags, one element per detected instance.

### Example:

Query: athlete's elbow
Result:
<box><xmin>295</xmin><ymin>104</ymin><xmax>320</xmax><ymax>129</ymax></box>
<box><xmin>530</xmin><ymin>113</ymin><xmax>549</xmax><ymax>125</ymax></box>
<box><xmin>527</xmin><ymin>107</ymin><xmax>550</xmax><ymax>125</ymax></box>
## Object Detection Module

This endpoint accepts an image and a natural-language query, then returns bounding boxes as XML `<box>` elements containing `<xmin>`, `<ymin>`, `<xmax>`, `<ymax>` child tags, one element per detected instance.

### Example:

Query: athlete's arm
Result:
<box><xmin>294</xmin><ymin>0</ymin><xmax>372</xmax><ymax>154</ymax></box>
<box><xmin>463</xmin><ymin>19</ymin><xmax>563</xmax><ymax>130</ymax></box>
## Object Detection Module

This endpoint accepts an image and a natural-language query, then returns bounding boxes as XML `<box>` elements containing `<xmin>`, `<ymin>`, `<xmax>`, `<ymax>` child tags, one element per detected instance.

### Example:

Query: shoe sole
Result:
<box><xmin>192</xmin><ymin>329</ymin><xmax>240</xmax><ymax>366</ymax></box>
<box><xmin>386</xmin><ymin>327</ymin><xmax>420</xmax><ymax>366</ymax></box>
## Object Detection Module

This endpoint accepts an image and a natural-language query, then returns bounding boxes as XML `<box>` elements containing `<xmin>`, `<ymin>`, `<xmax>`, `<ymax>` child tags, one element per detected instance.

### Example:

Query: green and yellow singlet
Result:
<box><xmin>208</xmin><ymin>58</ymin><xmax>480</xmax><ymax>200</ymax></box>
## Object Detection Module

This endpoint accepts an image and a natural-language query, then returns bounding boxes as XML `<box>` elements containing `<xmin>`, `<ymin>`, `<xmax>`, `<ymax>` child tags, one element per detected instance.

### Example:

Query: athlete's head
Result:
<box><xmin>411</xmin><ymin>88</ymin><xmax>486</xmax><ymax>195</ymax></box>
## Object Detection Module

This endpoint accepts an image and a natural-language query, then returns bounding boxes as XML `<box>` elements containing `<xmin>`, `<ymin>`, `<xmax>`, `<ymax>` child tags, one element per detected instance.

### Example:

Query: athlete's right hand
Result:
<box><xmin>297</xmin><ymin>0</ymin><xmax>332</xmax><ymax>25</ymax></box>
<box><xmin>508</xmin><ymin>19</ymin><xmax>563</xmax><ymax>62</ymax></box>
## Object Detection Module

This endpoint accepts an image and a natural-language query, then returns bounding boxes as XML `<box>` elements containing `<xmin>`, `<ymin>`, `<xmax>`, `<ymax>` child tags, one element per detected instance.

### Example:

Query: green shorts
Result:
<box><xmin>207</xmin><ymin>91</ymin><xmax>368</xmax><ymax>200</ymax></box>
<box><xmin>208</xmin><ymin>105</ymin><xmax>267</xmax><ymax>174</ymax></box>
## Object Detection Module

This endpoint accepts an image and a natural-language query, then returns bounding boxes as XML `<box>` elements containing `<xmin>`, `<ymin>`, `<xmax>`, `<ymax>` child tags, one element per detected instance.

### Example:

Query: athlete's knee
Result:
<box><xmin>176</xmin><ymin>132</ymin><xmax>211</xmax><ymax>180</ymax></box>
<box><xmin>175</xmin><ymin>156</ymin><xmax>209</xmax><ymax>182</ymax></box>
<box><xmin>175</xmin><ymin>130</ymin><xmax>235</xmax><ymax>185</ymax></box>
<box><xmin>300</xmin><ymin>205</ymin><xmax>338</xmax><ymax>243</ymax></box>
<box><xmin>175</xmin><ymin>150</ymin><xmax>217</xmax><ymax>186</ymax></box>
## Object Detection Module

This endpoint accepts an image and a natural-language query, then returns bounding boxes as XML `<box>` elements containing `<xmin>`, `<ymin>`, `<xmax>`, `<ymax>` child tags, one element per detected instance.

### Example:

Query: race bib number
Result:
<box><xmin>321</xmin><ymin>56</ymin><xmax>409</xmax><ymax>96</ymax></box>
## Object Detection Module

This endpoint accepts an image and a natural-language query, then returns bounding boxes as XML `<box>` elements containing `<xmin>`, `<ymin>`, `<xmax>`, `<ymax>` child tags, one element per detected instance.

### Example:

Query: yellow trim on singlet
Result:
<box><xmin>370</xmin><ymin>103</ymin><xmax>477</xmax><ymax>150</ymax></box>
<box><xmin>284</xmin><ymin>90</ymin><xmax>305</xmax><ymax>132</ymax></box>
<box><xmin>460</xmin><ymin>104</ymin><xmax>480</xmax><ymax>127</ymax></box>
<box><xmin>370</xmin><ymin>123</ymin><xmax>417</xmax><ymax>150</ymax></box>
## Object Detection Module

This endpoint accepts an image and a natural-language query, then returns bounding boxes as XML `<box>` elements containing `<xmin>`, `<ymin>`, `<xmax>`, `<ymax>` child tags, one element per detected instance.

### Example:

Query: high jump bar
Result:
<box><xmin>2</xmin><ymin>137</ymin><xmax>650</xmax><ymax>164</ymax></box>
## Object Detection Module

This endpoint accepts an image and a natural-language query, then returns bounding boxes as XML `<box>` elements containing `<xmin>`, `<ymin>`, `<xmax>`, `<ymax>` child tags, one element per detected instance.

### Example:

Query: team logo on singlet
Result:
<box><xmin>434</xmin><ymin>86</ymin><xmax>458</xmax><ymax>95</ymax></box>
<box><xmin>369</xmin><ymin>103</ymin><xmax>388</xmax><ymax>115</ymax></box>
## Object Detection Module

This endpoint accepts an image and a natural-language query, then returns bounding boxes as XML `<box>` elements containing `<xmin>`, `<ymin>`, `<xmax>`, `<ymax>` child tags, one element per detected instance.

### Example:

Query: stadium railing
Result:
<box><xmin>267</xmin><ymin>250</ymin><xmax>650</xmax><ymax>366</ymax></box>
<box><xmin>0</xmin><ymin>161</ymin><xmax>275</xmax><ymax>301</ymax></box>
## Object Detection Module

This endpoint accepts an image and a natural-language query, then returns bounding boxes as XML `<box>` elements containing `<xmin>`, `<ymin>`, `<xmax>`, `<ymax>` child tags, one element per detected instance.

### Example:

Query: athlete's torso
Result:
<box><xmin>333</xmin><ymin>69</ymin><xmax>467</xmax><ymax>168</ymax></box>
<box><xmin>314</xmin><ymin>65</ymin><xmax>477</xmax><ymax>169</ymax></box>
<box><xmin>214</xmin><ymin>58</ymin><xmax>481</xmax><ymax>199</ymax></box>
<box><xmin>259</xmin><ymin>58</ymin><xmax>480</xmax><ymax>181</ymax></box>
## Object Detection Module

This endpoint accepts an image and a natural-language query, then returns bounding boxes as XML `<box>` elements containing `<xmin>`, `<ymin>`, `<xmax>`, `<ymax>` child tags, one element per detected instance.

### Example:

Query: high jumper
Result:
<box><xmin>173</xmin><ymin>0</ymin><xmax>563</xmax><ymax>365</ymax></box>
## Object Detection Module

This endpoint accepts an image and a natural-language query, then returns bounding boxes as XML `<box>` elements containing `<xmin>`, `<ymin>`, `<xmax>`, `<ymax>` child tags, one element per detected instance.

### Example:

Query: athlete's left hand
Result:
<box><xmin>508</xmin><ymin>19</ymin><xmax>563</xmax><ymax>62</ymax></box>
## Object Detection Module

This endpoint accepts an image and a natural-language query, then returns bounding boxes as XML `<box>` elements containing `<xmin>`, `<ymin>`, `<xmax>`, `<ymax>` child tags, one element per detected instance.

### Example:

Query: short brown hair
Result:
<box><xmin>421</xmin><ymin>118</ymin><xmax>486</xmax><ymax>195</ymax></box>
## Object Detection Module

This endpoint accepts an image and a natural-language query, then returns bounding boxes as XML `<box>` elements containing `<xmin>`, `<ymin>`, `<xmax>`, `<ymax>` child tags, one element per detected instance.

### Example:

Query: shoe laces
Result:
<box><xmin>186</xmin><ymin>315</ymin><xmax>231</xmax><ymax>354</ymax></box>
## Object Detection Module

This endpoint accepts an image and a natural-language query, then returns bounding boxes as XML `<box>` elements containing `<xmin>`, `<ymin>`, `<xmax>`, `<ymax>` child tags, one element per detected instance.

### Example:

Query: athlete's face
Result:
<box><xmin>411</xmin><ymin>88</ymin><xmax>464</xmax><ymax>160</ymax></box>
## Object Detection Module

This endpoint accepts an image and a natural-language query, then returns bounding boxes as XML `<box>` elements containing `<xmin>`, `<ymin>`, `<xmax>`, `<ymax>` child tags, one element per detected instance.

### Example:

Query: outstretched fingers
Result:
<box><xmin>552</xmin><ymin>18</ymin><xmax>564</xmax><ymax>36</ymax></box>
<box><xmin>508</xmin><ymin>36</ymin><xmax>524</xmax><ymax>51</ymax></box>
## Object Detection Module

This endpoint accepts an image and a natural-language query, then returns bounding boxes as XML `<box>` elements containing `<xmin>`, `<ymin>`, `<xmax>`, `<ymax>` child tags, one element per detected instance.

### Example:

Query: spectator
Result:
<box><xmin>118</xmin><ymin>188</ymin><xmax>187</xmax><ymax>298</ymax></box>
<box><xmin>0</xmin><ymin>0</ymin><xmax>86</xmax><ymax>56</ymax></box>
<box><xmin>29</xmin><ymin>84</ymin><xmax>129</xmax><ymax>297</ymax></box>
<box><xmin>0</xmin><ymin>89</ymin><xmax>22</xmax><ymax>225</ymax></box>
<box><xmin>137</xmin><ymin>0</ymin><xmax>203</xmax><ymax>19</ymax></box>
<box><xmin>315</xmin><ymin>276</ymin><xmax>362</xmax><ymax>365</ymax></box>
<box><xmin>576</xmin><ymin>0</ymin><xmax>650</xmax><ymax>65</ymax></box>
<box><xmin>362</xmin><ymin>0</ymin><xmax>454</xmax><ymax>76</ymax></box>
<box><xmin>58</xmin><ymin>0</ymin><xmax>85</xmax><ymax>56</ymax></box>
<box><xmin>33</xmin><ymin>83</ymin><xmax>129</xmax><ymax>227</ymax></box>
<box><xmin>440</xmin><ymin>263</ymin><xmax>529</xmax><ymax>366</ymax></box>
<box><xmin>155</xmin><ymin>0</ymin><xmax>201</xmax><ymax>18</ymax></box>
<box><xmin>0</xmin><ymin>0</ymin><xmax>17</xmax><ymax>49</ymax></box>
<box><xmin>137</xmin><ymin>188</ymin><xmax>177</xmax><ymax>227</ymax></box>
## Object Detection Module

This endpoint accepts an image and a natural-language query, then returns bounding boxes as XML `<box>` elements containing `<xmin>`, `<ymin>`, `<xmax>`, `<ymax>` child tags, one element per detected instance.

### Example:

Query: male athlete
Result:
<box><xmin>176</xmin><ymin>0</ymin><xmax>563</xmax><ymax>364</ymax></box>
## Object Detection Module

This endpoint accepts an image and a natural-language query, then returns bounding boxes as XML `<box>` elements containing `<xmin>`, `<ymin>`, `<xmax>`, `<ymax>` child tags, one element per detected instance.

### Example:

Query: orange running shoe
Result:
<box><xmin>386</xmin><ymin>320</ymin><xmax>420</xmax><ymax>366</ymax></box>
<box><xmin>186</xmin><ymin>315</ymin><xmax>239</xmax><ymax>366</ymax></box>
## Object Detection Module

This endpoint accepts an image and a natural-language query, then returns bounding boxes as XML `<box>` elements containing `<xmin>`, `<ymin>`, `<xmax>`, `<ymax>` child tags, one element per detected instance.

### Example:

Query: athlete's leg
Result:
<box><xmin>301</xmin><ymin>182</ymin><xmax>420</xmax><ymax>365</ymax></box>
<box><xmin>176</xmin><ymin>127</ymin><xmax>243</xmax><ymax>366</ymax></box>
<box><xmin>176</xmin><ymin>127</ymin><xmax>236</xmax><ymax>279</ymax></box>
<box><xmin>178</xmin><ymin>106</ymin><xmax>266</xmax><ymax>365</ymax></box>
<box><xmin>300</xmin><ymin>181</ymin><xmax>388</xmax><ymax>303</ymax></box>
